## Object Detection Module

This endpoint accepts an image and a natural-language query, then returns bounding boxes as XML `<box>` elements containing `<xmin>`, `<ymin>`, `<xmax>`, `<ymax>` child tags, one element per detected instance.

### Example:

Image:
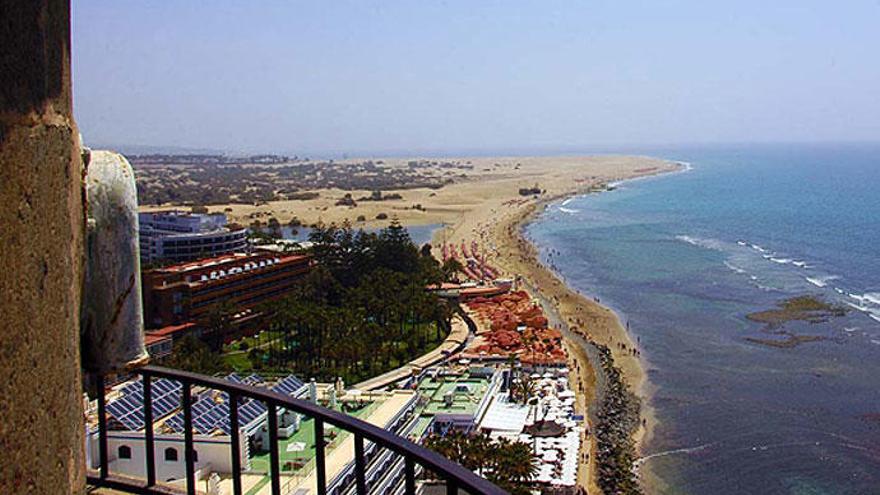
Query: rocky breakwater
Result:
<box><xmin>593</xmin><ymin>343</ymin><xmax>643</xmax><ymax>495</ymax></box>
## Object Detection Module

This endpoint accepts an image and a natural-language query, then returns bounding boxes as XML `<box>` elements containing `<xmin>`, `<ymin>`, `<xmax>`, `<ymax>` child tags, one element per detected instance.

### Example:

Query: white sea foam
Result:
<box><xmin>737</xmin><ymin>240</ymin><xmax>747</xmax><ymax>247</ymax></box>
<box><xmin>870</xmin><ymin>339</ymin><xmax>880</xmax><ymax>345</ymax></box>
<box><xmin>849</xmin><ymin>293</ymin><xmax>867</xmax><ymax>304</ymax></box>
<box><xmin>845</xmin><ymin>302</ymin><xmax>865</xmax><ymax>312</ymax></box>
<box><xmin>675</xmin><ymin>161</ymin><xmax>694</xmax><ymax>172</ymax></box>
<box><xmin>770</xmin><ymin>257</ymin><xmax>793</xmax><ymax>264</ymax></box>
<box><xmin>804</xmin><ymin>275</ymin><xmax>840</xmax><ymax>288</ymax></box>
<box><xmin>675</xmin><ymin>235</ymin><xmax>725</xmax><ymax>251</ymax></box>
<box><xmin>559</xmin><ymin>207</ymin><xmax>579</xmax><ymax>214</ymax></box>
<box><xmin>724</xmin><ymin>261</ymin><xmax>747</xmax><ymax>274</ymax></box>
<box><xmin>843</xmin><ymin>301</ymin><xmax>880</xmax><ymax>324</ymax></box>
<box><xmin>561</xmin><ymin>198</ymin><xmax>573</xmax><ymax>206</ymax></box>
<box><xmin>863</xmin><ymin>293</ymin><xmax>880</xmax><ymax>306</ymax></box>
<box><xmin>844</xmin><ymin>327</ymin><xmax>859</xmax><ymax>333</ymax></box>
<box><xmin>792</xmin><ymin>261</ymin><xmax>808</xmax><ymax>268</ymax></box>
<box><xmin>750</xmin><ymin>244</ymin><xmax>767</xmax><ymax>253</ymax></box>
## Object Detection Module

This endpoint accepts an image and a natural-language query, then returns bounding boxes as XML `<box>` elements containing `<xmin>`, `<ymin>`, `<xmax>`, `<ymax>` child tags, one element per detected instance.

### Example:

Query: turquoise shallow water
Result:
<box><xmin>526</xmin><ymin>144</ymin><xmax>880</xmax><ymax>495</ymax></box>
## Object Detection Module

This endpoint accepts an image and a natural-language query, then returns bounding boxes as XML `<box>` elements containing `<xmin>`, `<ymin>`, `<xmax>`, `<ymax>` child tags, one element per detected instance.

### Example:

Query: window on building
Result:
<box><xmin>165</xmin><ymin>447</ymin><xmax>178</xmax><ymax>462</ymax></box>
<box><xmin>118</xmin><ymin>445</ymin><xmax>131</xmax><ymax>459</ymax></box>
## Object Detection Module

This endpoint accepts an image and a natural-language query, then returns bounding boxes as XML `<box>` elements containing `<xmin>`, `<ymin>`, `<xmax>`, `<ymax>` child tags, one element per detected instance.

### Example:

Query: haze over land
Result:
<box><xmin>73</xmin><ymin>2</ymin><xmax>880</xmax><ymax>156</ymax></box>
<box><xmin>69</xmin><ymin>3</ymin><xmax>880</xmax><ymax>494</ymax></box>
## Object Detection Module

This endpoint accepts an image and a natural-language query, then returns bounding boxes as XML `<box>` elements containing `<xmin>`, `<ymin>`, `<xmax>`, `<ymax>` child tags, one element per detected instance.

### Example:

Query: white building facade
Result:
<box><xmin>138</xmin><ymin>211</ymin><xmax>248</xmax><ymax>264</ymax></box>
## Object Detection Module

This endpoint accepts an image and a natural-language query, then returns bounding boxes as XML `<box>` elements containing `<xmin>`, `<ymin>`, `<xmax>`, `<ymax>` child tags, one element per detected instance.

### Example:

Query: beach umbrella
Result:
<box><xmin>286</xmin><ymin>441</ymin><xmax>307</xmax><ymax>453</ymax></box>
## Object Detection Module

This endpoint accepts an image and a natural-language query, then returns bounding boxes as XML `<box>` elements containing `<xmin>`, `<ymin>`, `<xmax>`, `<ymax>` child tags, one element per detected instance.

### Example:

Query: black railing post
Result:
<box><xmin>229</xmin><ymin>392</ymin><xmax>243</xmax><ymax>495</ymax></box>
<box><xmin>182</xmin><ymin>382</ymin><xmax>196</xmax><ymax>495</ymax></box>
<box><xmin>405</xmin><ymin>456</ymin><xmax>416</xmax><ymax>495</ymax></box>
<box><xmin>96</xmin><ymin>374</ymin><xmax>109</xmax><ymax>480</ymax></box>
<box><xmin>143</xmin><ymin>373</ymin><xmax>156</xmax><ymax>487</ymax></box>
<box><xmin>314</xmin><ymin>418</ymin><xmax>327</xmax><ymax>495</ymax></box>
<box><xmin>354</xmin><ymin>433</ymin><xmax>366</xmax><ymax>494</ymax></box>
<box><xmin>268</xmin><ymin>402</ymin><xmax>281</xmax><ymax>494</ymax></box>
<box><xmin>85</xmin><ymin>365</ymin><xmax>509</xmax><ymax>495</ymax></box>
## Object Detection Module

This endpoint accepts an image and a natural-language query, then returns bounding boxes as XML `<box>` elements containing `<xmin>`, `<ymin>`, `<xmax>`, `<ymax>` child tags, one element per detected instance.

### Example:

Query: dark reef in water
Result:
<box><xmin>745</xmin><ymin>295</ymin><xmax>847</xmax><ymax>348</ymax></box>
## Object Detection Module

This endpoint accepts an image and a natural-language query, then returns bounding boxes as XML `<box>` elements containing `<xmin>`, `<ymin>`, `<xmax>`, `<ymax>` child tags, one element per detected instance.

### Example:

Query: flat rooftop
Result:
<box><xmin>253</xmin><ymin>390</ymin><xmax>416</xmax><ymax>495</ymax></box>
<box><xmin>417</xmin><ymin>371</ymin><xmax>492</xmax><ymax>417</ymax></box>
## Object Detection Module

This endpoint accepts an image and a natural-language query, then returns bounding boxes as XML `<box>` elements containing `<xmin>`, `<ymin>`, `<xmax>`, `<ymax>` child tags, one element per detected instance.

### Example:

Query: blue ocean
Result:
<box><xmin>525</xmin><ymin>144</ymin><xmax>880</xmax><ymax>494</ymax></box>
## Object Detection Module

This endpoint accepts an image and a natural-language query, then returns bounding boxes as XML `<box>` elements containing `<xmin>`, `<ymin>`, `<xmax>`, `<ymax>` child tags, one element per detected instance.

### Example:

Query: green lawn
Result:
<box><xmin>220</xmin><ymin>321</ymin><xmax>450</xmax><ymax>384</ymax></box>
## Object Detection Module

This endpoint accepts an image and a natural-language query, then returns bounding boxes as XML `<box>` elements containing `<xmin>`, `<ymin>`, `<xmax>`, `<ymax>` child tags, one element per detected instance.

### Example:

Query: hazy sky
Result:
<box><xmin>72</xmin><ymin>1</ymin><xmax>880</xmax><ymax>155</ymax></box>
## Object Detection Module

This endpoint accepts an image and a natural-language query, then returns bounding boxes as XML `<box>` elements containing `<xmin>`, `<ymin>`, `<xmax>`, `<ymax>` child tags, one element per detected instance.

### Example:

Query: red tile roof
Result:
<box><xmin>147</xmin><ymin>322</ymin><xmax>197</xmax><ymax>338</ymax></box>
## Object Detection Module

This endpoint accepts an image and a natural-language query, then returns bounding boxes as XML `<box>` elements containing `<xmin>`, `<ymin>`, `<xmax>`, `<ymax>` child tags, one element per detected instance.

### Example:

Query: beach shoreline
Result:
<box><xmin>142</xmin><ymin>153</ymin><xmax>681</xmax><ymax>493</ymax></box>
<box><xmin>431</xmin><ymin>158</ymin><xmax>682</xmax><ymax>493</ymax></box>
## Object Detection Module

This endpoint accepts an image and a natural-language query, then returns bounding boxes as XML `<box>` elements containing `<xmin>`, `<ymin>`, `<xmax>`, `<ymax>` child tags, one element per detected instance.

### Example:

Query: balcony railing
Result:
<box><xmin>88</xmin><ymin>365</ymin><xmax>507</xmax><ymax>495</ymax></box>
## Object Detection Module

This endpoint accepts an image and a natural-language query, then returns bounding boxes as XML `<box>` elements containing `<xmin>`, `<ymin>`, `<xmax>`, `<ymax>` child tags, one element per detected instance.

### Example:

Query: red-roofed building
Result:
<box><xmin>142</xmin><ymin>251</ymin><xmax>312</xmax><ymax>330</ymax></box>
<box><xmin>143</xmin><ymin>333</ymin><xmax>173</xmax><ymax>359</ymax></box>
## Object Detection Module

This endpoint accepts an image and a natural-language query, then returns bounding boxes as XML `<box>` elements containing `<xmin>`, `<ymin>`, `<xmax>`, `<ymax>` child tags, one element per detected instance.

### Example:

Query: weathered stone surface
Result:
<box><xmin>1</xmin><ymin>1</ymin><xmax>86</xmax><ymax>493</ymax></box>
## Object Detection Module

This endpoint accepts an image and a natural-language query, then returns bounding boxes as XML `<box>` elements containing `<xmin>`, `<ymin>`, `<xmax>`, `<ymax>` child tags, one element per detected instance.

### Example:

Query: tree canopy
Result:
<box><xmin>424</xmin><ymin>430</ymin><xmax>538</xmax><ymax>495</ymax></box>
<box><xmin>242</xmin><ymin>220</ymin><xmax>451</xmax><ymax>383</ymax></box>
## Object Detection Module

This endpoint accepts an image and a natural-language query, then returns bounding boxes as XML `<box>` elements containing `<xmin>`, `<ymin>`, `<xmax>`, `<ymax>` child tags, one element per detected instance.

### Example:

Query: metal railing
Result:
<box><xmin>87</xmin><ymin>365</ymin><xmax>507</xmax><ymax>495</ymax></box>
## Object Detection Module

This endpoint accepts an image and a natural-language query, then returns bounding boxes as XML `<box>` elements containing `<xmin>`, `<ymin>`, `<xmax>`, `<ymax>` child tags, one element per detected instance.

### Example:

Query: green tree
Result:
<box><xmin>441</xmin><ymin>258</ymin><xmax>465</xmax><ymax>282</ymax></box>
<box><xmin>424</xmin><ymin>431</ymin><xmax>537</xmax><ymax>495</ymax></box>
<box><xmin>165</xmin><ymin>335</ymin><xmax>226</xmax><ymax>375</ymax></box>
<box><xmin>202</xmin><ymin>300</ymin><xmax>237</xmax><ymax>351</ymax></box>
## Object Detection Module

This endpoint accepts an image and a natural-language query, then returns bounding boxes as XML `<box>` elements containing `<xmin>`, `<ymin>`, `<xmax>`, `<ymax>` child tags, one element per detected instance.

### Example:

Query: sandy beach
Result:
<box><xmin>148</xmin><ymin>154</ymin><xmax>680</xmax><ymax>493</ymax></box>
<box><xmin>425</xmin><ymin>155</ymin><xmax>678</xmax><ymax>492</ymax></box>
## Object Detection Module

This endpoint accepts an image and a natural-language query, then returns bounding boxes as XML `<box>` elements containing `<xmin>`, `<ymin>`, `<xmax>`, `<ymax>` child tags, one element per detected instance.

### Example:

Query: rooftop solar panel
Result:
<box><xmin>105</xmin><ymin>378</ymin><xmax>181</xmax><ymax>431</ymax></box>
<box><xmin>243</xmin><ymin>374</ymin><xmax>263</xmax><ymax>386</ymax></box>
<box><xmin>271</xmin><ymin>375</ymin><xmax>305</xmax><ymax>396</ymax></box>
<box><xmin>109</xmin><ymin>373</ymin><xmax>303</xmax><ymax>435</ymax></box>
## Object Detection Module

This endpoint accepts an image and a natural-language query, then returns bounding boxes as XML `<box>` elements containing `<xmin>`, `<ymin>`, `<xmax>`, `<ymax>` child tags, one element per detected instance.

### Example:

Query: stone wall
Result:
<box><xmin>0</xmin><ymin>1</ymin><xmax>87</xmax><ymax>493</ymax></box>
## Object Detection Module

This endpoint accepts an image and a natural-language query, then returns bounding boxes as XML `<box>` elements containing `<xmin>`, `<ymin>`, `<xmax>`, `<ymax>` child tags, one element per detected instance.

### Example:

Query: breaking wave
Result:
<box><xmin>675</xmin><ymin>234</ymin><xmax>725</xmax><ymax>251</ymax></box>
<box><xmin>806</xmin><ymin>275</ymin><xmax>840</xmax><ymax>288</ymax></box>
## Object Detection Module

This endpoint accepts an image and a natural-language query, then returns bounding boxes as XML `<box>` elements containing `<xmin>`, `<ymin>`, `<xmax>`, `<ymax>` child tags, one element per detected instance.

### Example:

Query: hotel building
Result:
<box><xmin>138</xmin><ymin>210</ymin><xmax>249</xmax><ymax>264</ymax></box>
<box><xmin>142</xmin><ymin>251</ymin><xmax>312</xmax><ymax>331</ymax></box>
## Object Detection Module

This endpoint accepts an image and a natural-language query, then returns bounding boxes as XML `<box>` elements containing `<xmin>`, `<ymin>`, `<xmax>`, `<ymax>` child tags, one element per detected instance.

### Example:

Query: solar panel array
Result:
<box><xmin>272</xmin><ymin>375</ymin><xmax>305</xmax><ymax>396</ymax></box>
<box><xmin>162</xmin><ymin>373</ymin><xmax>304</xmax><ymax>435</ymax></box>
<box><xmin>105</xmin><ymin>378</ymin><xmax>181</xmax><ymax>431</ymax></box>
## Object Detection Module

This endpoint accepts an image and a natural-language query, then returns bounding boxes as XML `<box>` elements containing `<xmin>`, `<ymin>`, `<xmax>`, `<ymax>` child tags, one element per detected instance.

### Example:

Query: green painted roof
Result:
<box><xmin>417</xmin><ymin>374</ymin><xmax>491</xmax><ymax>417</ymax></box>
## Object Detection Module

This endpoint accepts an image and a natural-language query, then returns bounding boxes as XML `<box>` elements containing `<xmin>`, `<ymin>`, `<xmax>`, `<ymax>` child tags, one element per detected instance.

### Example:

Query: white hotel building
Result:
<box><xmin>138</xmin><ymin>211</ymin><xmax>249</xmax><ymax>264</ymax></box>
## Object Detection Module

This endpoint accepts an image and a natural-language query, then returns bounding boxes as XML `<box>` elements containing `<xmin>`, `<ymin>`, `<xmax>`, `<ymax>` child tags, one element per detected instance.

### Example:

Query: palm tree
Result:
<box><xmin>441</xmin><ymin>258</ymin><xmax>465</xmax><ymax>282</ymax></box>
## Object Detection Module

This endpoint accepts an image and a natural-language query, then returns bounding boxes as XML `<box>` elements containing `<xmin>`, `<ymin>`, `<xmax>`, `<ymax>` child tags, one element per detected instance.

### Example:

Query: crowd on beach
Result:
<box><xmin>438</xmin><ymin>180</ymin><xmax>651</xmax><ymax>494</ymax></box>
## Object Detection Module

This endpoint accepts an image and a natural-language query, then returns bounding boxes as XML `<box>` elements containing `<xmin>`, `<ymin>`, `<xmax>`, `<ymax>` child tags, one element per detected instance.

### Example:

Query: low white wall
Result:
<box><xmin>89</xmin><ymin>430</ymin><xmax>246</xmax><ymax>483</ymax></box>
